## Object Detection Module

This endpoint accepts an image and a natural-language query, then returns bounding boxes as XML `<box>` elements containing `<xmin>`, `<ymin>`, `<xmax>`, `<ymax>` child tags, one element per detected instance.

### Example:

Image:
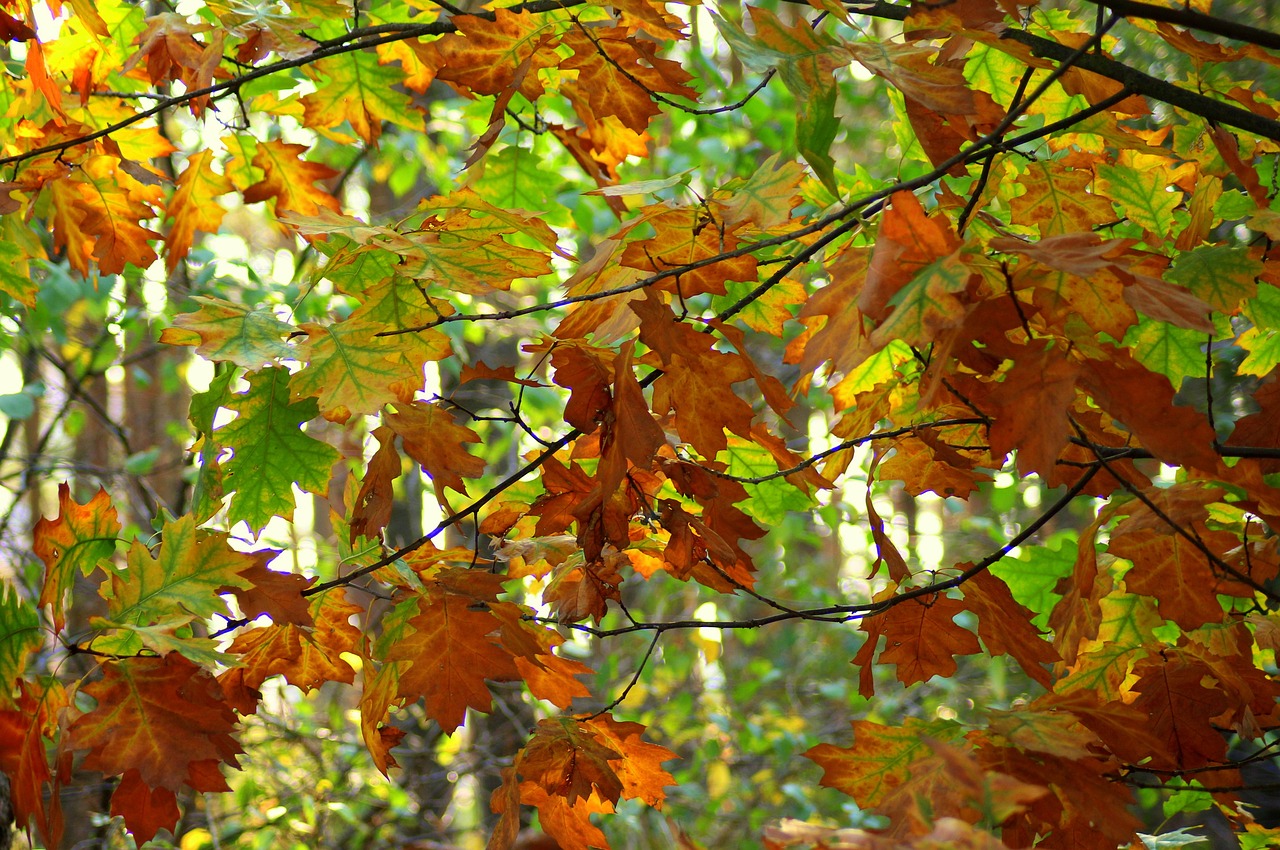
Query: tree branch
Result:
<box><xmin>1000</xmin><ymin>28</ymin><xmax>1280</xmax><ymax>142</ymax></box>
<box><xmin>1080</xmin><ymin>0</ymin><xmax>1280</xmax><ymax>52</ymax></box>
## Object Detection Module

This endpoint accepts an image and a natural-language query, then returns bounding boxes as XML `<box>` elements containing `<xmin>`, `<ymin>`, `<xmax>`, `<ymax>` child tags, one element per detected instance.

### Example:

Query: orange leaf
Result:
<box><xmin>1077</xmin><ymin>348</ymin><xmax>1223</xmax><ymax>475</ymax></box>
<box><xmin>224</xmin><ymin>551</ymin><xmax>314</xmax><ymax>627</ymax></box>
<box><xmin>384</xmin><ymin>400</ymin><xmax>486</xmax><ymax>508</ymax></box>
<box><xmin>562</xmin><ymin>26</ymin><xmax>697</xmax><ymax>134</ymax></box>
<box><xmin>635</xmin><ymin>294</ymin><xmax>754</xmax><ymax>458</ymax></box>
<box><xmin>109</xmin><ymin>769</ymin><xmax>180</xmax><ymax>846</ymax></box>
<box><xmin>385</xmin><ymin>571</ymin><xmax>520</xmax><ymax>732</ymax></box>
<box><xmin>349</xmin><ymin>425</ymin><xmax>401</xmax><ymax>543</ymax></box>
<box><xmin>0</xmin><ymin>684</ymin><xmax>62</xmax><ymax>848</ymax></box>
<box><xmin>519</xmin><ymin>717</ymin><xmax>626</xmax><ymax>805</ymax></box>
<box><xmin>985</xmin><ymin>344</ymin><xmax>1080</xmax><ymax>478</ymax></box>
<box><xmin>848</xmin><ymin>40</ymin><xmax>974</xmax><ymax>115</ymax></box>
<box><xmin>165</xmin><ymin>149</ymin><xmax>231</xmax><ymax>272</ymax></box>
<box><xmin>515</xmin><ymin>651</ymin><xmax>592</xmax><ymax>710</ymax></box>
<box><xmin>1109</xmin><ymin>527</ymin><xmax>1238</xmax><ymax>630</ymax></box>
<box><xmin>598</xmin><ymin>340</ymin><xmax>665</xmax><ymax>504</ymax></box>
<box><xmin>619</xmin><ymin>207</ymin><xmax>757</xmax><ymax>297</ymax></box>
<box><xmin>225</xmin><ymin>588</ymin><xmax>360</xmax><ymax>693</ymax></box>
<box><xmin>515</xmin><ymin>785</ymin><xmax>612</xmax><ymax>850</ymax></box>
<box><xmin>431</xmin><ymin>10</ymin><xmax>558</xmax><ymax>100</ymax></box>
<box><xmin>68</xmin><ymin>155</ymin><xmax>164</xmax><ymax>274</ymax></box>
<box><xmin>792</xmin><ymin>245</ymin><xmax>871</xmax><ymax>375</ymax></box>
<box><xmin>32</xmin><ymin>483</ymin><xmax>120</xmax><ymax>632</ymax></box>
<box><xmin>459</xmin><ymin>360</ymin><xmax>547</xmax><ymax>388</ymax></box>
<box><xmin>69</xmin><ymin>654</ymin><xmax>241</xmax><ymax>793</ymax></box>
<box><xmin>860</xmin><ymin>191</ymin><xmax>960</xmax><ymax>322</ymax></box>
<box><xmin>879</xmin><ymin>430</ymin><xmax>990</xmax><ymax>499</ymax></box>
<box><xmin>1130</xmin><ymin>650</ymin><xmax>1231</xmax><ymax>770</ymax></box>
<box><xmin>583</xmin><ymin>714</ymin><xmax>676</xmax><ymax>807</ymax></box>
<box><xmin>242</xmin><ymin>138</ymin><xmax>340</xmax><ymax>217</ymax></box>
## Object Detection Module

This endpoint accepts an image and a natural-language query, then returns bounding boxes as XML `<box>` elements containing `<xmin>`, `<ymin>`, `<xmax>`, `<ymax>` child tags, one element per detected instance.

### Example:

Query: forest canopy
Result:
<box><xmin>4</xmin><ymin>0</ymin><xmax>1280</xmax><ymax>848</ymax></box>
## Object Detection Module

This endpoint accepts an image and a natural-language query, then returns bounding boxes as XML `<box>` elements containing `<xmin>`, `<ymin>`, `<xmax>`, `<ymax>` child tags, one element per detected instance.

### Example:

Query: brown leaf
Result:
<box><xmin>349</xmin><ymin>425</ymin><xmax>401</xmax><ymax>543</ymax></box>
<box><xmin>864</xmin><ymin>593</ymin><xmax>982</xmax><ymax>686</ymax></box>
<box><xmin>225</xmin><ymin>551</ymin><xmax>314</xmax><ymax>627</ymax></box>
<box><xmin>961</xmin><ymin>570</ymin><xmax>1060</xmax><ymax>687</ymax></box>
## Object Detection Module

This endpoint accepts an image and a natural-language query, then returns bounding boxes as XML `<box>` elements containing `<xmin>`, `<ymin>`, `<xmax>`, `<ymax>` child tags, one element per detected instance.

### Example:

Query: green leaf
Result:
<box><xmin>0</xmin><ymin>583</ymin><xmax>41</xmax><ymax>705</ymax></box>
<box><xmin>1243</xmin><ymin>282</ymin><xmax>1280</xmax><ymax>330</ymax></box>
<box><xmin>188</xmin><ymin>367</ymin><xmax>237</xmax><ymax>523</ymax></box>
<box><xmin>0</xmin><ymin>391</ymin><xmax>35</xmax><ymax>420</ymax></box>
<box><xmin>1095</xmin><ymin>161</ymin><xmax>1182</xmax><ymax>238</ymax></box>
<box><xmin>1237</xmin><ymin>327</ymin><xmax>1280</xmax><ymax>377</ymax></box>
<box><xmin>720</xmin><ymin>437</ymin><xmax>814</xmax><ymax>526</ymax></box>
<box><xmin>469</xmin><ymin>145</ymin><xmax>566</xmax><ymax>224</ymax></box>
<box><xmin>101</xmin><ymin>515</ymin><xmax>255</xmax><ymax>626</ymax></box>
<box><xmin>797</xmin><ymin>85</ymin><xmax>840</xmax><ymax>198</ymax></box>
<box><xmin>990</xmin><ymin>537</ymin><xmax>1075</xmax><ymax>629</ymax></box>
<box><xmin>314</xmin><ymin>235</ymin><xmax>400</xmax><ymax>296</ymax></box>
<box><xmin>165</xmin><ymin>296</ymin><xmax>296</xmax><ymax>370</ymax></box>
<box><xmin>301</xmin><ymin>49</ymin><xmax>425</xmax><ymax>144</ymax></box>
<box><xmin>92</xmin><ymin>621</ymin><xmax>240</xmax><ymax>667</ymax></box>
<box><xmin>221</xmin><ymin>366</ymin><xmax>342</xmax><ymax>533</ymax></box>
<box><xmin>963</xmin><ymin>42</ymin><xmax>1024</xmax><ymax>108</ymax></box>
<box><xmin>1122</xmin><ymin>316</ymin><xmax>1212</xmax><ymax>387</ymax></box>
<box><xmin>1166</xmin><ymin>245</ymin><xmax>1260</xmax><ymax>313</ymax></box>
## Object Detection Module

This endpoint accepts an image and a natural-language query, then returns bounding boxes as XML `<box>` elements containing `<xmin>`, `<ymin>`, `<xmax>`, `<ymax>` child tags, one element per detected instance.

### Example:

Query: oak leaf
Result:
<box><xmin>806</xmin><ymin>718</ymin><xmax>965</xmax><ymax>835</ymax></box>
<box><xmin>164</xmin><ymin>150</ymin><xmax>232</xmax><ymax>272</ymax></box>
<box><xmin>862</xmin><ymin>593</ymin><xmax>983</xmax><ymax>687</ymax></box>
<box><xmin>225</xmin><ymin>551</ymin><xmax>314</xmax><ymax>627</ymax></box>
<box><xmin>69</xmin><ymin>654</ymin><xmax>242</xmax><ymax>794</ymax></box>
<box><xmin>984</xmin><ymin>345</ymin><xmax>1080</xmax><ymax>478</ymax></box>
<box><xmin>861</xmin><ymin>191</ymin><xmax>961</xmax><ymax>322</ymax></box>
<box><xmin>0</xmin><ymin>684</ymin><xmax>62</xmax><ymax>849</ymax></box>
<box><xmin>33</xmin><ymin>483</ymin><xmax>120</xmax><ymax>632</ymax></box>
<box><xmin>242</xmin><ymin>138</ymin><xmax>340</xmax><ymax>217</ymax></box>
<box><xmin>1130</xmin><ymin>650</ymin><xmax>1232</xmax><ymax>770</ymax></box>
<box><xmin>1011</xmin><ymin>161</ymin><xmax>1115</xmax><ymax>237</ymax></box>
<box><xmin>99</xmin><ymin>515</ymin><xmax>256</xmax><ymax>632</ymax></box>
<box><xmin>385</xmin><ymin>570</ymin><xmax>521</xmax><ymax>732</ymax></box>
<box><xmin>162</xmin><ymin>296</ymin><xmax>295</xmax><ymax>369</ymax></box>
<box><xmin>291</xmin><ymin>319</ymin><xmax>421</xmax><ymax>422</ymax></box>
<box><xmin>562</xmin><ymin>26</ymin><xmax>697</xmax><ymax>134</ymax></box>
<box><xmin>109</xmin><ymin>770</ymin><xmax>179</xmax><ymax>846</ymax></box>
<box><xmin>1109</xmin><ymin>527</ymin><xmax>1238</xmax><ymax>630</ymax></box>
<box><xmin>430</xmin><ymin>10</ymin><xmax>559</xmax><ymax>101</ymax></box>
<box><xmin>597</xmin><ymin>340</ymin><xmax>665</xmax><ymax>505</ymax></box>
<box><xmin>220</xmin><ymin>366</ymin><xmax>342</xmax><ymax>532</ymax></box>
<box><xmin>961</xmin><ymin>570</ymin><xmax>1060</xmax><ymax>688</ymax></box>
<box><xmin>300</xmin><ymin>50</ymin><xmax>425</xmax><ymax>145</ymax></box>
<box><xmin>225</xmin><ymin>588</ymin><xmax>361</xmax><ymax>694</ymax></box>
<box><xmin>384</xmin><ymin>400</ymin><xmax>486</xmax><ymax>508</ymax></box>
<box><xmin>349</xmin><ymin>425</ymin><xmax>401</xmax><ymax>544</ymax></box>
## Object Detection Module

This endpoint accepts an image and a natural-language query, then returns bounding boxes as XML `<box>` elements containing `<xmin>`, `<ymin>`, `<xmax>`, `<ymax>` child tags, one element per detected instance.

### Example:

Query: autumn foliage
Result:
<box><xmin>5</xmin><ymin>0</ymin><xmax>1280</xmax><ymax>847</ymax></box>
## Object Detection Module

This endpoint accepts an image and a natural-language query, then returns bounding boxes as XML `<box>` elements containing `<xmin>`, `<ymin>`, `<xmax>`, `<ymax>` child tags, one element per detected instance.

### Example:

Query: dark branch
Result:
<box><xmin>1001</xmin><ymin>28</ymin><xmax>1280</xmax><ymax>142</ymax></box>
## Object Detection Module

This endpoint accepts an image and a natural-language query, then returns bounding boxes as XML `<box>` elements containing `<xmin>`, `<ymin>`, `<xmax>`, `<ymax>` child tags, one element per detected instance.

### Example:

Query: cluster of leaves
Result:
<box><xmin>4</xmin><ymin>0</ymin><xmax>1280</xmax><ymax>847</ymax></box>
